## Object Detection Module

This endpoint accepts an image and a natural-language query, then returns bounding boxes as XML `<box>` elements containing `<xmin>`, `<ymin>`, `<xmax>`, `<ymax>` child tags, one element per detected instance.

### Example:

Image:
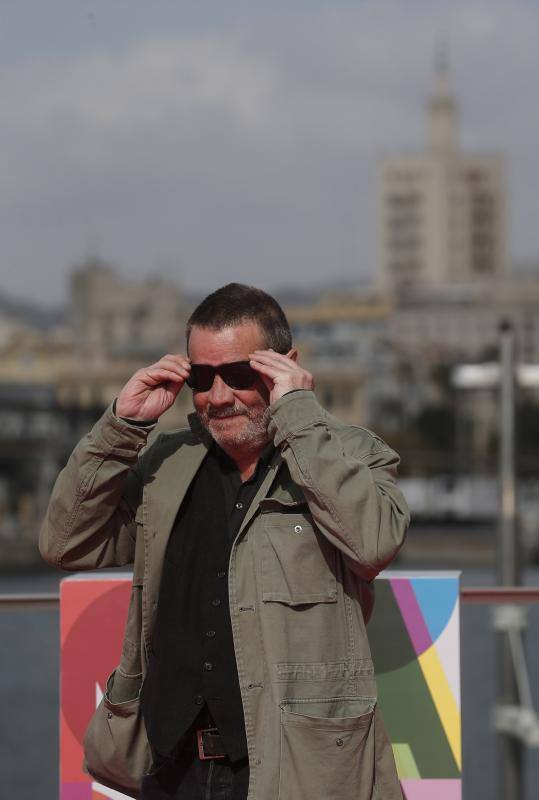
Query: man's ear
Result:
<box><xmin>286</xmin><ymin>348</ymin><xmax>298</xmax><ymax>362</ymax></box>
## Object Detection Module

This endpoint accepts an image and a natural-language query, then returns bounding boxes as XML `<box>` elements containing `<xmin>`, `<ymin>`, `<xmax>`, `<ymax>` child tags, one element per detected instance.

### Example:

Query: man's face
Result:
<box><xmin>188</xmin><ymin>322</ymin><xmax>271</xmax><ymax>453</ymax></box>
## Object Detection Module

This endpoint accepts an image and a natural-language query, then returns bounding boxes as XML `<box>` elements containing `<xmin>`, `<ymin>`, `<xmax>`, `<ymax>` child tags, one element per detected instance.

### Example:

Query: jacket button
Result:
<box><xmin>217</xmin><ymin>571</ymin><xmax>226</xmax><ymax>579</ymax></box>
<box><xmin>195</xmin><ymin>695</ymin><xmax>204</xmax><ymax>705</ymax></box>
<box><xmin>203</xmin><ymin>661</ymin><xmax>213</xmax><ymax>671</ymax></box>
<box><xmin>294</xmin><ymin>525</ymin><xmax>303</xmax><ymax>534</ymax></box>
<box><xmin>206</xmin><ymin>630</ymin><xmax>216</xmax><ymax>638</ymax></box>
<box><xmin>335</xmin><ymin>738</ymin><xmax>344</xmax><ymax>747</ymax></box>
<box><xmin>211</xmin><ymin>598</ymin><xmax>221</xmax><ymax>607</ymax></box>
<box><xmin>107</xmin><ymin>711</ymin><xmax>113</xmax><ymax>720</ymax></box>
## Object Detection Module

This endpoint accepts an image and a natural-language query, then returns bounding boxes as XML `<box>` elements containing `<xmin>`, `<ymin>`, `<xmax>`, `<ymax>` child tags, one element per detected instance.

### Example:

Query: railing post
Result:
<box><xmin>497</xmin><ymin>320</ymin><xmax>524</xmax><ymax>800</ymax></box>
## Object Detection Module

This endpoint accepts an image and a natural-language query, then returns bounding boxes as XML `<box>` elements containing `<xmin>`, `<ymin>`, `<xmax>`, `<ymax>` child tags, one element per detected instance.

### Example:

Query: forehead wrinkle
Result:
<box><xmin>188</xmin><ymin>322</ymin><xmax>265</xmax><ymax>366</ymax></box>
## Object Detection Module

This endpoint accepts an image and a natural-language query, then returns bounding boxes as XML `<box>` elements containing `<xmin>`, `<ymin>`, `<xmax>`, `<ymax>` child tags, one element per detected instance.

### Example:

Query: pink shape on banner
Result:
<box><xmin>390</xmin><ymin>579</ymin><xmax>432</xmax><ymax>656</ymax></box>
<box><xmin>402</xmin><ymin>778</ymin><xmax>461</xmax><ymax>799</ymax></box>
<box><xmin>61</xmin><ymin>782</ymin><xmax>92</xmax><ymax>800</ymax></box>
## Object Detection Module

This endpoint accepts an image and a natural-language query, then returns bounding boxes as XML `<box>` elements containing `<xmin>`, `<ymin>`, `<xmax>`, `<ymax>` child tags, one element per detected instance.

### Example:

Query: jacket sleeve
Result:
<box><xmin>266</xmin><ymin>390</ymin><xmax>410</xmax><ymax>582</ymax></box>
<box><xmin>39</xmin><ymin>404</ymin><xmax>157</xmax><ymax>571</ymax></box>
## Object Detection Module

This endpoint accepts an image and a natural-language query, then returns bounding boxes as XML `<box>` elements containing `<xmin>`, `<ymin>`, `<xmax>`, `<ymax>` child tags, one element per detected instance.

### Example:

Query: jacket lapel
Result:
<box><xmin>145</xmin><ymin>440</ymin><xmax>208</xmax><ymax>546</ymax></box>
<box><xmin>143</xmin><ymin>421</ymin><xmax>211</xmax><ymax>614</ymax></box>
<box><xmin>237</xmin><ymin>449</ymin><xmax>283</xmax><ymax>538</ymax></box>
<box><xmin>142</xmin><ymin>433</ymin><xmax>209</xmax><ymax>653</ymax></box>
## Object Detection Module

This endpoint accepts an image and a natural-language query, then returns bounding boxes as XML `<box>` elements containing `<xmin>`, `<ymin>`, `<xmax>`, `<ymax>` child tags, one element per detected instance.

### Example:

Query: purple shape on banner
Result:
<box><xmin>401</xmin><ymin>778</ymin><xmax>461</xmax><ymax>799</ymax></box>
<box><xmin>61</xmin><ymin>782</ymin><xmax>92</xmax><ymax>800</ymax></box>
<box><xmin>390</xmin><ymin>579</ymin><xmax>433</xmax><ymax>656</ymax></box>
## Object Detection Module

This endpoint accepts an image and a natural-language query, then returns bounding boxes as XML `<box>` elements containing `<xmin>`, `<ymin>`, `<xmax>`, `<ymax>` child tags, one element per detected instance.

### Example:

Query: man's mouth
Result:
<box><xmin>208</xmin><ymin>409</ymin><xmax>244</xmax><ymax>420</ymax></box>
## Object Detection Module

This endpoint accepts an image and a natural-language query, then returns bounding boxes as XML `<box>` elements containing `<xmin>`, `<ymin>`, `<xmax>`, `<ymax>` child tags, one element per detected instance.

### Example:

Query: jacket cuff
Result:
<box><xmin>90</xmin><ymin>402</ymin><xmax>158</xmax><ymax>456</ymax></box>
<box><xmin>112</xmin><ymin>398</ymin><xmax>158</xmax><ymax>427</ymax></box>
<box><xmin>265</xmin><ymin>390</ymin><xmax>327</xmax><ymax>447</ymax></box>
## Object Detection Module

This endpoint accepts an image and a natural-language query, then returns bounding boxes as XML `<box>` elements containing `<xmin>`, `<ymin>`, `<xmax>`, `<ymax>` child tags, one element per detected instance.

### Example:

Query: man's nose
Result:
<box><xmin>207</xmin><ymin>374</ymin><xmax>234</xmax><ymax>405</ymax></box>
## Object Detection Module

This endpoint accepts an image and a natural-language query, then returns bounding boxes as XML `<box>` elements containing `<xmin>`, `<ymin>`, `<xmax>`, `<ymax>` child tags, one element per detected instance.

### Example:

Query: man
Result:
<box><xmin>40</xmin><ymin>283</ymin><xmax>410</xmax><ymax>800</ymax></box>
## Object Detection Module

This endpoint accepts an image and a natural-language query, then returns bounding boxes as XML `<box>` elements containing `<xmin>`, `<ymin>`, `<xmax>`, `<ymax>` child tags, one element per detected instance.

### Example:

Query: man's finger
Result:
<box><xmin>143</xmin><ymin>367</ymin><xmax>188</xmax><ymax>386</ymax></box>
<box><xmin>249</xmin><ymin>360</ymin><xmax>281</xmax><ymax>379</ymax></box>
<box><xmin>155</xmin><ymin>355</ymin><xmax>191</xmax><ymax>373</ymax></box>
<box><xmin>257</xmin><ymin>372</ymin><xmax>273</xmax><ymax>393</ymax></box>
<box><xmin>249</xmin><ymin>351</ymin><xmax>297</xmax><ymax>370</ymax></box>
<box><xmin>148</xmin><ymin>358</ymin><xmax>190</xmax><ymax>376</ymax></box>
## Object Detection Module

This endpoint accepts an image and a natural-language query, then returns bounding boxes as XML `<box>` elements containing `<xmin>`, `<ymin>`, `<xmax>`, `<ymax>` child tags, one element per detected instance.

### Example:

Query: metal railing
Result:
<box><xmin>1</xmin><ymin>586</ymin><xmax>538</xmax><ymax>610</ymax></box>
<box><xmin>461</xmin><ymin>587</ymin><xmax>539</xmax><ymax>604</ymax></box>
<box><xmin>0</xmin><ymin>593</ymin><xmax>60</xmax><ymax>609</ymax></box>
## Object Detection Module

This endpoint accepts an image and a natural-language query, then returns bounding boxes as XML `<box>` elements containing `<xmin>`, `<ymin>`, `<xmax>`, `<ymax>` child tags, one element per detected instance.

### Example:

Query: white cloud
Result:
<box><xmin>0</xmin><ymin>0</ymin><xmax>538</xmax><ymax>302</ymax></box>
<box><xmin>0</xmin><ymin>35</ymin><xmax>279</xmax><ymax>176</ymax></box>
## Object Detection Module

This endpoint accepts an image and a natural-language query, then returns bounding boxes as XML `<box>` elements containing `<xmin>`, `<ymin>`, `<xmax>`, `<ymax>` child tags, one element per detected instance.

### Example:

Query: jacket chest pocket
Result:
<box><xmin>260</xmin><ymin>513</ymin><xmax>338</xmax><ymax>605</ymax></box>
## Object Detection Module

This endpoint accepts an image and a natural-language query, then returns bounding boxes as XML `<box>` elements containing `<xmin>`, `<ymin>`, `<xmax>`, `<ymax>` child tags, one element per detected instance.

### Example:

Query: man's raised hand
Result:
<box><xmin>116</xmin><ymin>354</ymin><xmax>191</xmax><ymax>421</ymax></box>
<box><xmin>248</xmin><ymin>350</ymin><xmax>313</xmax><ymax>405</ymax></box>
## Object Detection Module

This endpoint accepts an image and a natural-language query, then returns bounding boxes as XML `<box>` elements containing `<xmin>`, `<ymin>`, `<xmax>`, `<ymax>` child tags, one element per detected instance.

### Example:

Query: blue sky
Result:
<box><xmin>0</xmin><ymin>0</ymin><xmax>537</xmax><ymax>305</ymax></box>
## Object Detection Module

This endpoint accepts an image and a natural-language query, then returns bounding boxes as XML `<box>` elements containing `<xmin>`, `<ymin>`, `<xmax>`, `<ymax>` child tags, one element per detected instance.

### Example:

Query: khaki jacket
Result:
<box><xmin>40</xmin><ymin>390</ymin><xmax>410</xmax><ymax>800</ymax></box>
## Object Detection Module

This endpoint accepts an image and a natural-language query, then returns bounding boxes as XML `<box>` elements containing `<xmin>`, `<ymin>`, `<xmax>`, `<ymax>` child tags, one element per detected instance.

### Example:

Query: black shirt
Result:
<box><xmin>218</xmin><ymin>441</ymin><xmax>276</xmax><ymax>540</ymax></box>
<box><xmin>141</xmin><ymin>441</ymin><xmax>275</xmax><ymax>762</ymax></box>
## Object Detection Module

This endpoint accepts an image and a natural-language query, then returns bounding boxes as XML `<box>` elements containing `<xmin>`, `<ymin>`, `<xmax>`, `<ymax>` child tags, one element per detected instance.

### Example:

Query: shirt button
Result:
<box><xmin>235</xmin><ymin>502</ymin><xmax>243</xmax><ymax>509</ymax></box>
<box><xmin>203</xmin><ymin>661</ymin><xmax>213</xmax><ymax>671</ymax></box>
<box><xmin>211</xmin><ymin>598</ymin><xmax>221</xmax><ymax>607</ymax></box>
<box><xmin>217</xmin><ymin>571</ymin><xmax>226</xmax><ymax>579</ymax></box>
<box><xmin>195</xmin><ymin>695</ymin><xmax>204</xmax><ymax>705</ymax></box>
<box><xmin>206</xmin><ymin>630</ymin><xmax>216</xmax><ymax>638</ymax></box>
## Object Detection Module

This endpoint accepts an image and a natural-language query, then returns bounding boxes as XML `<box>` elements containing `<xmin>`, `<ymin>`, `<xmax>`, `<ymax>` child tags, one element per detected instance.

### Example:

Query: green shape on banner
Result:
<box><xmin>369</xmin><ymin>580</ymin><xmax>419</xmax><ymax>673</ymax></box>
<box><xmin>377</xmin><ymin>658</ymin><xmax>460</xmax><ymax>778</ymax></box>
<box><xmin>392</xmin><ymin>743</ymin><xmax>421</xmax><ymax>779</ymax></box>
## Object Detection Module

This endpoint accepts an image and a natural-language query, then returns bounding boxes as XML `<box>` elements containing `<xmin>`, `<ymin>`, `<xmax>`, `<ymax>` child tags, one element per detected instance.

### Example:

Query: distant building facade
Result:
<box><xmin>287</xmin><ymin>293</ymin><xmax>428</xmax><ymax>436</ymax></box>
<box><xmin>0</xmin><ymin>260</ymin><xmax>194</xmax><ymax>564</ymax></box>
<box><xmin>389</xmin><ymin>281</ymin><xmax>539</xmax><ymax>364</ymax></box>
<box><xmin>377</xmin><ymin>52</ymin><xmax>506</xmax><ymax>292</ymax></box>
<box><xmin>70</xmin><ymin>257</ymin><xmax>188</xmax><ymax>361</ymax></box>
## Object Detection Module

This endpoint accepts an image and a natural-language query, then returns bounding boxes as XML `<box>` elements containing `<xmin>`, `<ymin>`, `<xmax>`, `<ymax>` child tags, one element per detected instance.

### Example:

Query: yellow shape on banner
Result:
<box><xmin>418</xmin><ymin>644</ymin><xmax>461</xmax><ymax>770</ymax></box>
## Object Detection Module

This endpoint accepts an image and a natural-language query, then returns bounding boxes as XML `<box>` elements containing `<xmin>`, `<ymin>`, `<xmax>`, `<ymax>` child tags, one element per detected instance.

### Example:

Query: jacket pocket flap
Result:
<box><xmin>259</xmin><ymin>498</ymin><xmax>310</xmax><ymax>514</ymax></box>
<box><xmin>280</xmin><ymin>696</ymin><xmax>376</xmax><ymax>724</ymax></box>
<box><xmin>261</xmin><ymin>514</ymin><xmax>337</xmax><ymax>605</ymax></box>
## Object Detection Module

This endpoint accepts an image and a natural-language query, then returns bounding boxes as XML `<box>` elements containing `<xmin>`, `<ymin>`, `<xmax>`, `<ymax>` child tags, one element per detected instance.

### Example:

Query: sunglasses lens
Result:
<box><xmin>220</xmin><ymin>363</ymin><xmax>256</xmax><ymax>390</ymax></box>
<box><xmin>187</xmin><ymin>362</ymin><xmax>257</xmax><ymax>391</ymax></box>
<box><xmin>187</xmin><ymin>365</ymin><xmax>215</xmax><ymax>392</ymax></box>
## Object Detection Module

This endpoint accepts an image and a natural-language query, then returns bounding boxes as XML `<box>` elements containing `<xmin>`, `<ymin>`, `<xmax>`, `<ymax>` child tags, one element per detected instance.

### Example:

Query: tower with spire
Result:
<box><xmin>428</xmin><ymin>39</ymin><xmax>458</xmax><ymax>154</ymax></box>
<box><xmin>377</xmin><ymin>43</ymin><xmax>506</xmax><ymax>293</ymax></box>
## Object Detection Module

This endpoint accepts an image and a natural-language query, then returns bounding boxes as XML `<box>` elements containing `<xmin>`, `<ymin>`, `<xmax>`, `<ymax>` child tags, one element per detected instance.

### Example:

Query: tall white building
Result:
<box><xmin>377</xmin><ymin>51</ymin><xmax>506</xmax><ymax>292</ymax></box>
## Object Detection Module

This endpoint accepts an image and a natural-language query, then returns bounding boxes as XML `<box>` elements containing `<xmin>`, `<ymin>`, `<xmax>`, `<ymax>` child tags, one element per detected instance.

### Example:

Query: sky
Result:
<box><xmin>0</xmin><ymin>0</ymin><xmax>538</xmax><ymax>306</ymax></box>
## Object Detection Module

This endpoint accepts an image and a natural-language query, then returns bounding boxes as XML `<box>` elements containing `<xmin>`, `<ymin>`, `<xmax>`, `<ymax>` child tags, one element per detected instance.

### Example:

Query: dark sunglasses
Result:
<box><xmin>186</xmin><ymin>361</ymin><xmax>258</xmax><ymax>392</ymax></box>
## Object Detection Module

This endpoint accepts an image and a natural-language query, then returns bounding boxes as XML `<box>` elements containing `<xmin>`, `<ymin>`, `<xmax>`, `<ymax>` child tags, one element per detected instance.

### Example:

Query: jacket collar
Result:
<box><xmin>187</xmin><ymin>411</ymin><xmax>214</xmax><ymax>445</ymax></box>
<box><xmin>149</xmin><ymin>412</ymin><xmax>282</xmax><ymax>549</ymax></box>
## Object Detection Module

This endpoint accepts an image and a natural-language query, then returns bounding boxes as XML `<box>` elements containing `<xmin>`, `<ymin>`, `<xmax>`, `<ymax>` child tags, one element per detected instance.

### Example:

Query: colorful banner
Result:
<box><xmin>369</xmin><ymin>572</ymin><xmax>462</xmax><ymax>799</ymax></box>
<box><xmin>60</xmin><ymin>574</ymin><xmax>132</xmax><ymax>800</ymax></box>
<box><xmin>60</xmin><ymin>570</ymin><xmax>461</xmax><ymax>799</ymax></box>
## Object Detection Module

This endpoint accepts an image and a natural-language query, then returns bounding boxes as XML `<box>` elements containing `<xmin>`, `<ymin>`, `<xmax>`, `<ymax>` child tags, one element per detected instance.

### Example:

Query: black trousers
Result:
<box><xmin>141</xmin><ymin>752</ymin><xmax>249</xmax><ymax>800</ymax></box>
<box><xmin>141</xmin><ymin>713</ymin><xmax>249</xmax><ymax>800</ymax></box>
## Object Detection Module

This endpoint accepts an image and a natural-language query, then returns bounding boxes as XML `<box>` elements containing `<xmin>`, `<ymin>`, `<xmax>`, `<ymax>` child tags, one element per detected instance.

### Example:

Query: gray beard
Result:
<box><xmin>197</xmin><ymin>407</ymin><xmax>270</xmax><ymax>450</ymax></box>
